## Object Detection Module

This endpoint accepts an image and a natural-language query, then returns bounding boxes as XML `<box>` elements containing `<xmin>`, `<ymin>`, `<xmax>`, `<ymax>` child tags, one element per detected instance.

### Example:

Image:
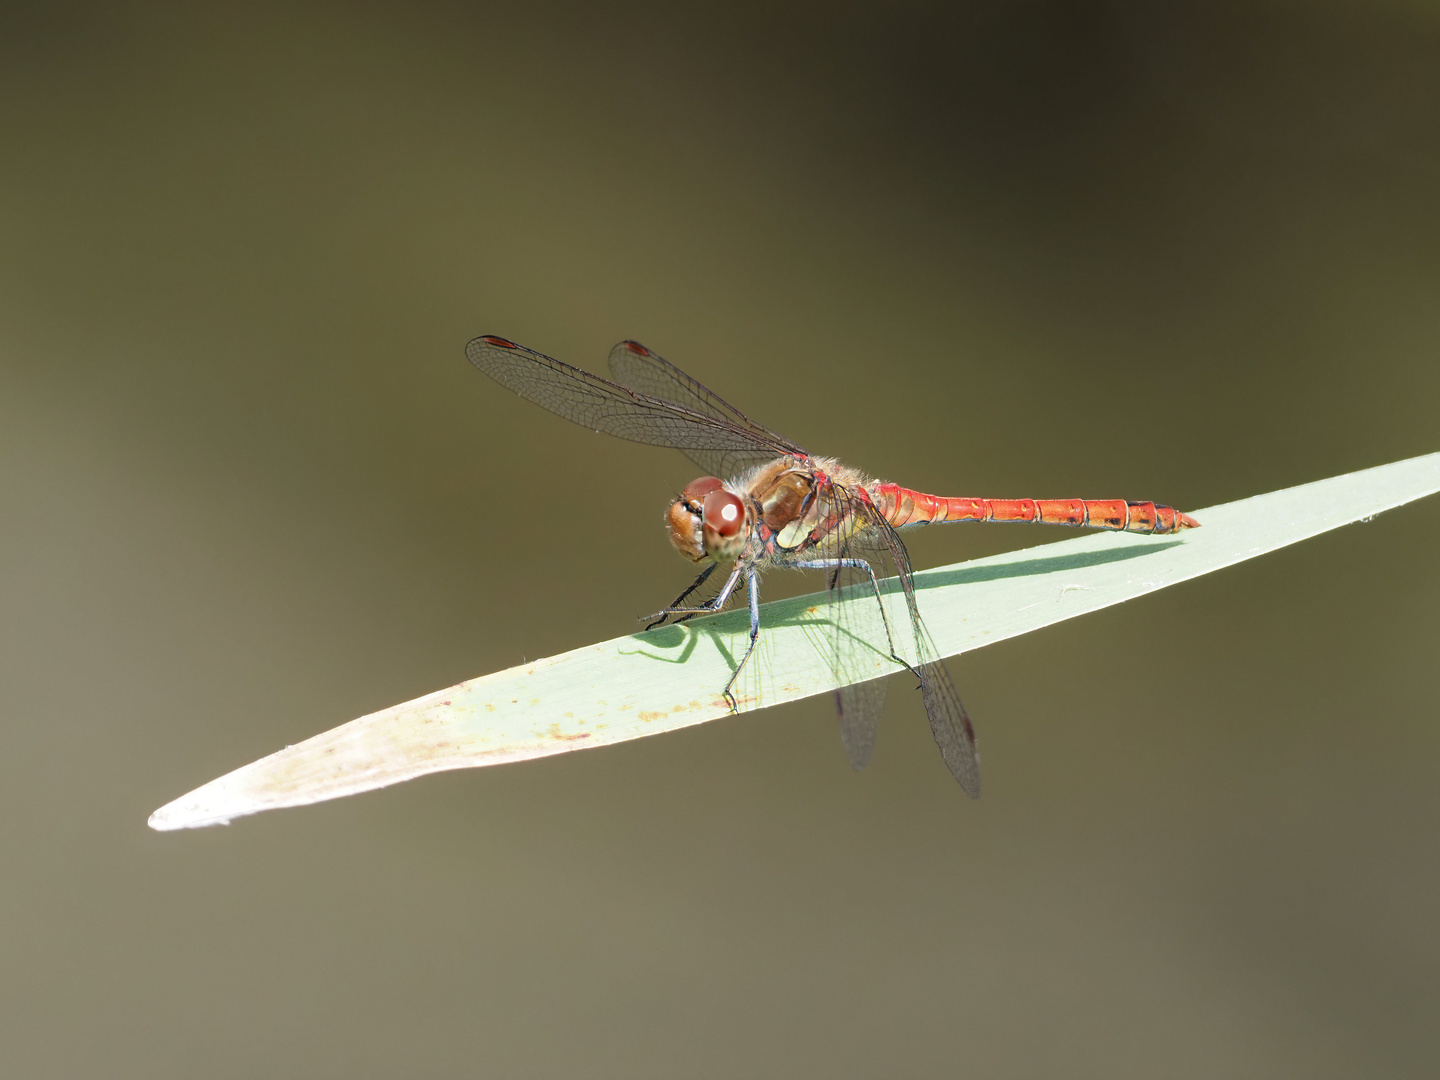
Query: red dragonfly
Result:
<box><xmin>467</xmin><ymin>335</ymin><xmax>1198</xmax><ymax>796</ymax></box>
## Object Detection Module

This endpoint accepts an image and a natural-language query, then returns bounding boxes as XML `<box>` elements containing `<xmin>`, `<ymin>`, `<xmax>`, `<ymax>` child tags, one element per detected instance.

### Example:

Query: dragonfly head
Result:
<box><xmin>666</xmin><ymin>476</ymin><xmax>748</xmax><ymax>563</ymax></box>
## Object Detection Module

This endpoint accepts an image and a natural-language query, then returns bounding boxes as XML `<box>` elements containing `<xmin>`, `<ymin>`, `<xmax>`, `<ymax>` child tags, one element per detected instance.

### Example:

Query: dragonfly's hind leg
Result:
<box><xmin>790</xmin><ymin>557</ymin><xmax>922</xmax><ymax>685</ymax></box>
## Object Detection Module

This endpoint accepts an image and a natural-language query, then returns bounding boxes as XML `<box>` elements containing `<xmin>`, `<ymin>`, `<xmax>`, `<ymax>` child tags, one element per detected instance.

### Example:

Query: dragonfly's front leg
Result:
<box><xmin>644</xmin><ymin>558</ymin><xmax>748</xmax><ymax>630</ymax></box>
<box><xmin>649</xmin><ymin>560</ymin><xmax>745</xmax><ymax>617</ymax></box>
<box><xmin>643</xmin><ymin>562</ymin><xmax>717</xmax><ymax>630</ymax></box>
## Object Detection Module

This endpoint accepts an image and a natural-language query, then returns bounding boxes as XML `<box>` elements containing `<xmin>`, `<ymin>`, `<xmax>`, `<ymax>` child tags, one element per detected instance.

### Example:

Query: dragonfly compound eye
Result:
<box><xmin>703</xmin><ymin>489</ymin><xmax>746</xmax><ymax>540</ymax></box>
<box><xmin>680</xmin><ymin>476</ymin><xmax>725</xmax><ymax>504</ymax></box>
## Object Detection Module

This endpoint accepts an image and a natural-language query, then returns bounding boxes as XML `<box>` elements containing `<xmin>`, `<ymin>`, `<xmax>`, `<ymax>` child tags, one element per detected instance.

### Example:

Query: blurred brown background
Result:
<box><xmin>3</xmin><ymin>1</ymin><xmax>1438</xmax><ymax>1076</ymax></box>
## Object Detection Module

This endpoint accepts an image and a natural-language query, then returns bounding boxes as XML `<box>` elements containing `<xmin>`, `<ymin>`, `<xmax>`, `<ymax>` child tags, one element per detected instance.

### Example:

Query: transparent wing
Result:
<box><xmin>827</xmin><ymin>528</ymin><xmax>893</xmax><ymax>772</ymax></box>
<box><xmin>823</xmin><ymin>497</ymin><xmax>980</xmax><ymax>796</ymax></box>
<box><xmin>466</xmin><ymin>335</ymin><xmax>807</xmax><ymax>481</ymax></box>
<box><xmin>914</xmin><ymin>656</ymin><xmax>981</xmax><ymax>798</ymax></box>
<box><xmin>606</xmin><ymin>340</ymin><xmax>798</xmax><ymax>478</ymax></box>
<box><xmin>874</xmin><ymin>516</ymin><xmax>981</xmax><ymax>797</ymax></box>
<box><xmin>836</xmin><ymin>674</ymin><xmax>889</xmax><ymax>770</ymax></box>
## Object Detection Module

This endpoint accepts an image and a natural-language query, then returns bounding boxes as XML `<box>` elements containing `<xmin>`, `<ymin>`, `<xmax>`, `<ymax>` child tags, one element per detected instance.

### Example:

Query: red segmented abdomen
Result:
<box><xmin>873</xmin><ymin>485</ymin><xmax>1200</xmax><ymax>534</ymax></box>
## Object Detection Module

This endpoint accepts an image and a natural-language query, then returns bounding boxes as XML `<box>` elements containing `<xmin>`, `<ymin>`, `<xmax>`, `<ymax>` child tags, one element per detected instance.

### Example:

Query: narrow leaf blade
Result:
<box><xmin>149</xmin><ymin>452</ymin><xmax>1440</xmax><ymax>830</ymax></box>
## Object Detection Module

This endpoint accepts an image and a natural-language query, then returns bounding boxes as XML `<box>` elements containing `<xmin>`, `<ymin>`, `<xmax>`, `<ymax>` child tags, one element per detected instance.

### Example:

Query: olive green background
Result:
<box><xmin>3</xmin><ymin>2</ymin><xmax>1438</xmax><ymax>1076</ymax></box>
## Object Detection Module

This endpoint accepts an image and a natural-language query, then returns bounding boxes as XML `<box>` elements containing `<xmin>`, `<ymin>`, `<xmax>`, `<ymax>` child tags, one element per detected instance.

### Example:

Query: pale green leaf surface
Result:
<box><xmin>149</xmin><ymin>452</ymin><xmax>1440</xmax><ymax>830</ymax></box>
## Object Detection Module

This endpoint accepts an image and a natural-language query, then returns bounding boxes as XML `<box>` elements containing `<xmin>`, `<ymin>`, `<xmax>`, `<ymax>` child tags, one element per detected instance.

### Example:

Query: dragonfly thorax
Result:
<box><xmin>665</xmin><ymin>476</ymin><xmax>750</xmax><ymax>564</ymax></box>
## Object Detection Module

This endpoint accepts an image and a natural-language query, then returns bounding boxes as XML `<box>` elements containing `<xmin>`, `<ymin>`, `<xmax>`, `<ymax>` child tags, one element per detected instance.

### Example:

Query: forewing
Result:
<box><xmin>466</xmin><ymin>336</ymin><xmax>794</xmax><ymax>479</ymax></box>
<box><xmin>607</xmin><ymin>340</ymin><xmax>806</xmax><ymax>478</ymax></box>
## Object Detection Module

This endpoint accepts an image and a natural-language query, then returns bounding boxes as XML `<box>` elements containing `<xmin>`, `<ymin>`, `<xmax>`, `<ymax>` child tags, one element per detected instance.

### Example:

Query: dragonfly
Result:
<box><xmin>466</xmin><ymin>335</ymin><xmax>1199</xmax><ymax>796</ymax></box>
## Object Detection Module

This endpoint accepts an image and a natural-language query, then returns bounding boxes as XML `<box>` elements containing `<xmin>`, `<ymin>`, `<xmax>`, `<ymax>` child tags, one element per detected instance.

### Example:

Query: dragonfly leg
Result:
<box><xmin>719</xmin><ymin>565</ymin><xmax>763</xmax><ymax>711</ymax></box>
<box><xmin>643</xmin><ymin>562</ymin><xmax>717</xmax><ymax>630</ymax></box>
<box><xmin>790</xmin><ymin>557</ymin><xmax>922</xmax><ymax>684</ymax></box>
<box><xmin>649</xmin><ymin>561</ymin><xmax>761</xmax><ymax>711</ymax></box>
<box><xmin>649</xmin><ymin>560</ymin><xmax>747</xmax><ymax>621</ymax></box>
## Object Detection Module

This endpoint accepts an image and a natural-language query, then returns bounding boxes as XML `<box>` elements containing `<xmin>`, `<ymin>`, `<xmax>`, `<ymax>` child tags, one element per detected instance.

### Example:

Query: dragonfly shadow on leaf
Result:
<box><xmin>623</xmin><ymin>606</ymin><xmax>752</xmax><ymax>667</ymax></box>
<box><xmin>911</xmin><ymin>538</ymin><xmax>1187</xmax><ymax>594</ymax></box>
